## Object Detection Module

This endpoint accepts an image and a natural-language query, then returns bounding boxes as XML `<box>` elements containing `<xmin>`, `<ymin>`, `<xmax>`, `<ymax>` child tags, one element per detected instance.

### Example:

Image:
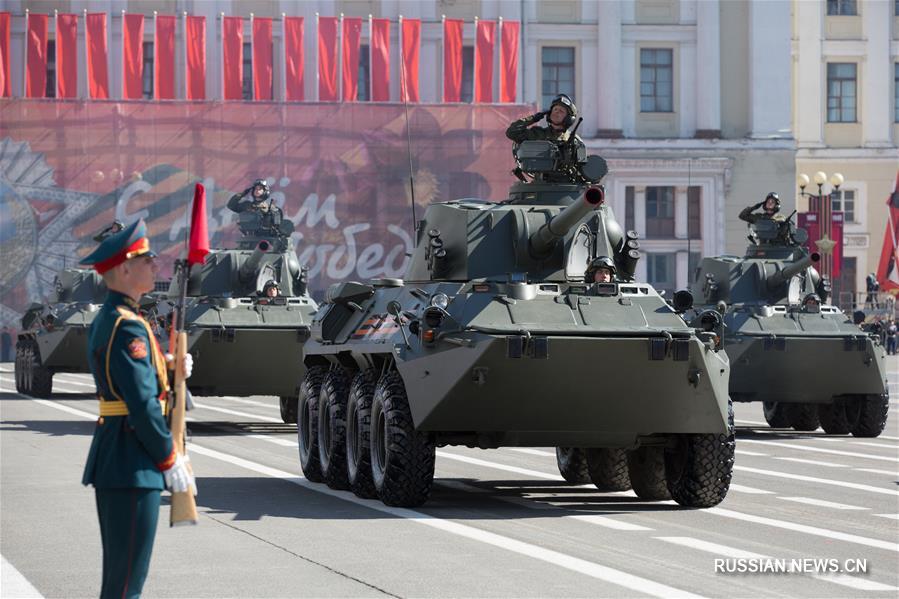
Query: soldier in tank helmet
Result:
<box><xmin>506</xmin><ymin>94</ymin><xmax>585</xmax><ymax>149</ymax></box>
<box><xmin>228</xmin><ymin>178</ymin><xmax>288</xmax><ymax>238</ymax></box>
<box><xmin>585</xmin><ymin>256</ymin><xmax>617</xmax><ymax>285</ymax></box>
<box><xmin>802</xmin><ymin>293</ymin><xmax>822</xmax><ymax>313</ymax></box>
<box><xmin>739</xmin><ymin>192</ymin><xmax>784</xmax><ymax>225</ymax></box>
<box><xmin>228</xmin><ymin>178</ymin><xmax>273</xmax><ymax>214</ymax></box>
<box><xmin>261</xmin><ymin>279</ymin><xmax>280</xmax><ymax>298</ymax></box>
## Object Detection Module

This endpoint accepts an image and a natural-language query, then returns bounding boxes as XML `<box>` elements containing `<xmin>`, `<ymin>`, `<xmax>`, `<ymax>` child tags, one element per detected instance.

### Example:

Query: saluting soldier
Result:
<box><xmin>506</xmin><ymin>94</ymin><xmax>580</xmax><ymax>144</ymax></box>
<box><xmin>79</xmin><ymin>219</ymin><xmax>195</xmax><ymax>599</ymax></box>
<box><xmin>738</xmin><ymin>192</ymin><xmax>784</xmax><ymax>224</ymax></box>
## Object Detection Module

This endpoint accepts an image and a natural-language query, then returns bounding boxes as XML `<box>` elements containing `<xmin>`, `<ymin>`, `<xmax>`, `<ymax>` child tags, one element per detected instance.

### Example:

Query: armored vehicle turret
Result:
<box><xmin>295</xmin><ymin>139</ymin><xmax>734</xmax><ymax>509</ymax></box>
<box><xmin>690</xmin><ymin>214</ymin><xmax>889</xmax><ymax>437</ymax></box>
<box><xmin>168</xmin><ymin>214</ymin><xmax>317</xmax><ymax>423</ymax></box>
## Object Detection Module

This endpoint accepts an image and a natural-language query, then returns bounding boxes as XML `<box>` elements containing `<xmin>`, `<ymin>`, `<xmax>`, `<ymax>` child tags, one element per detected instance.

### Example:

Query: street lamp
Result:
<box><xmin>797</xmin><ymin>170</ymin><xmax>843</xmax><ymax>296</ymax></box>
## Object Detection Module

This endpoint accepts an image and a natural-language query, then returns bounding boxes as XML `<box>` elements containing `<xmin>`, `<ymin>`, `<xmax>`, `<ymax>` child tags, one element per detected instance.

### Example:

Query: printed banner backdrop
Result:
<box><xmin>0</xmin><ymin>101</ymin><xmax>529</xmax><ymax>327</ymax></box>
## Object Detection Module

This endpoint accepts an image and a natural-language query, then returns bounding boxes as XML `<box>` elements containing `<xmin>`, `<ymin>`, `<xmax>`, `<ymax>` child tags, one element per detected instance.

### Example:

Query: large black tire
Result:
<box><xmin>845</xmin><ymin>393</ymin><xmax>889</xmax><ymax>438</ymax></box>
<box><xmin>555</xmin><ymin>447</ymin><xmax>590</xmax><ymax>484</ymax></box>
<box><xmin>627</xmin><ymin>446</ymin><xmax>670</xmax><ymax>500</ymax></box>
<box><xmin>818</xmin><ymin>402</ymin><xmax>850</xmax><ymax>435</ymax></box>
<box><xmin>788</xmin><ymin>404</ymin><xmax>820</xmax><ymax>432</ymax></box>
<box><xmin>346</xmin><ymin>370</ymin><xmax>378</xmax><ymax>499</ymax></box>
<box><xmin>762</xmin><ymin>401</ymin><xmax>791</xmax><ymax>428</ymax></box>
<box><xmin>17</xmin><ymin>339</ymin><xmax>52</xmax><ymax>398</ymax></box>
<box><xmin>370</xmin><ymin>370</ymin><xmax>435</xmax><ymax>507</ymax></box>
<box><xmin>297</xmin><ymin>365</ymin><xmax>327</xmax><ymax>482</ymax></box>
<box><xmin>279</xmin><ymin>396</ymin><xmax>298</xmax><ymax>424</ymax></box>
<box><xmin>318</xmin><ymin>369</ymin><xmax>351</xmax><ymax>490</ymax></box>
<box><xmin>585</xmin><ymin>448</ymin><xmax>631</xmax><ymax>492</ymax></box>
<box><xmin>665</xmin><ymin>399</ymin><xmax>735</xmax><ymax>508</ymax></box>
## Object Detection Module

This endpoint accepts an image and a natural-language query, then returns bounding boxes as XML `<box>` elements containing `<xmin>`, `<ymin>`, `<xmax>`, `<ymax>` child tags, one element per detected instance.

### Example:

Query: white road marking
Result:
<box><xmin>735</xmin><ymin>419</ymin><xmax>769</xmax><ymax>426</ymax></box>
<box><xmin>190</xmin><ymin>401</ymin><xmax>283</xmax><ymax>423</ymax></box>
<box><xmin>735</xmin><ymin>450</ymin><xmax>769</xmax><ymax>457</ymax></box>
<box><xmin>438</xmin><ymin>451</ymin><xmax>566</xmax><ymax>482</ymax></box>
<box><xmin>246</xmin><ymin>434</ymin><xmax>297</xmax><ymax>448</ymax></box>
<box><xmin>858</xmin><ymin>468</ymin><xmax>899</xmax><ymax>477</ymax></box>
<box><xmin>217</xmin><ymin>396</ymin><xmax>280</xmax><ymax>409</ymax></box>
<box><xmin>777</xmin><ymin>497</ymin><xmax>866</xmax><ymax>511</ymax></box>
<box><xmin>49</xmin><ymin>375</ymin><xmax>96</xmax><ymax>389</ymax></box>
<box><xmin>852</xmin><ymin>441</ymin><xmax>899</xmax><ymax>450</ymax></box>
<box><xmin>1</xmin><ymin>554</ymin><xmax>44</xmax><ymax>598</ymax></box>
<box><xmin>707</xmin><ymin>508</ymin><xmax>899</xmax><ymax>553</ymax></box>
<box><xmin>508</xmin><ymin>448</ymin><xmax>556</xmax><ymax>457</ymax></box>
<box><xmin>734</xmin><ymin>465</ymin><xmax>899</xmax><ymax>497</ymax></box>
<box><xmin>874</xmin><ymin>514</ymin><xmax>899</xmax><ymax>520</ymax></box>
<box><xmin>740</xmin><ymin>439</ymin><xmax>899</xmax><ymax>463</ymax></box>
<box><xmin>775</xmin><ymin>457</ymin><xmax>848</xmax><ymax>468</ymax></box>
<box><xmin>727</xmin><ymin>484</ymin><xmax>774</xmax><ymax>495</ymax></box>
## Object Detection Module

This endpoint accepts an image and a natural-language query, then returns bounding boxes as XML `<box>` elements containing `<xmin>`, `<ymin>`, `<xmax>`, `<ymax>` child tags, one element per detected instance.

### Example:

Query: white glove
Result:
<box><xmin>163</xmin><ymin>453</ymin><xmax>197</xmax><ymax>495</ymax></box>
<box><xmin>165</xmin><ymin>352</ymin><xmax>194</xmax><ymax>379</ymax></box>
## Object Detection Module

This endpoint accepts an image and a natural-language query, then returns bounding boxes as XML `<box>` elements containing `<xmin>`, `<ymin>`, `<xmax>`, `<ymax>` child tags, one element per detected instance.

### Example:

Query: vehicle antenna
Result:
<box><xmin>399</xmin><ymin>20</ymin><xmax>418</xmax><ymax>247</ymax></box>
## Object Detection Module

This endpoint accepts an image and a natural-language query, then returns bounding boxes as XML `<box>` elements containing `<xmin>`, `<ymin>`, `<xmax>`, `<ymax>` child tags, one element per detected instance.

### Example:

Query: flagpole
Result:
<box><xmin>473</xmin><ymin>16</ymin><xmax>478</xmax><ymax>104</ymax></box>
<box><xmin>152</xmin><ymin>11</ymin><xmax>157</xmax><ymax>99</ymax></box>
<box><xmin>314</xmin><ymin>13</ymin><xmax>319</xmax><ymax>101</ymax></box>
<box><xmin>54</xmin><ymin>10</ymin><xmax>59</xmax><ymax>98</ymax></box>
<box><xmin>368</xmin><ymin>14</ymin><xmax>373</xmax><ymax>101</ymax></box>
<box><xmin>182</xmin><ymin>11</ymin><xmax>187</xmax><ymax>100</ymax></box>
<box><xmin>398</xmin><ymin>14</ymin><xmax>403</xmax><ymax>102</ymax></box>
<box><xmin>281</xmin><ymin>12</ymin><xmax>287</xmax><ymax>102</ymax></box>
<box><xmin>23</xmin><ymin>9</ymin><xmax>28</xmax><ymax>97</ymax></box>
<box><xmin>250</xmin><ymin>12</ymin><xmax>255</xmax><ymax>100</ymax></box>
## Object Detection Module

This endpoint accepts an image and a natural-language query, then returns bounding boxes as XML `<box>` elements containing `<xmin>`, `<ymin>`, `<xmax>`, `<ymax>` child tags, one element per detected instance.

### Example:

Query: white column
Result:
<box><xmin>676</xmin><ymin>251</ymin><xmax>689</xmax><ymax>291</ymax></box>
<box><xmin>694</xmin><ymin>0</ymin><xmax>720</xmax><ymax>136</ymax></box>
<box><xmin>862</xmin><ymin>0</ymin><xmax>891</xmax><ymax>147</ymax></box>
<box><xmin>620</xmin><ymin>42</ymin><xmax>636</xmax><ymax>137</ymax></box>
<box><xmin>795</xmin><ymin>0</ymin><xmax>823</xmax><ymax>147</ymax></box>
<box><xmin>749</xmin><ymin>0</ymin><xmax>791</xmax><ymax>138</ymax></box>
<box><xmin>635</xmin><ymin>186</ymin><xmax>647</xmax><ymax>239</ymax></box>
<box><xmin>596</xmin><ymin>0</ymin><xmax>622</xmax><ymax>137</ymax></box>
<box><xmin>680</xmin><ymin>40</ymin><xmax>697</xmax><ymax>137</ymax></box>
<box><xmin>675</xmin><ymin>186</ymin><xmax>688</xmax><ymax>239</ymax></box>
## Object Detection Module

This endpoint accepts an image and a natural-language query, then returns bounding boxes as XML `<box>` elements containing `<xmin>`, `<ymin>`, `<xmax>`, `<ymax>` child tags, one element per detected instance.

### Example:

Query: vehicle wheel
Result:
<box><xmin>585</xmin><ymin>448</ymin><xmax>631</xmax><ymax>492</ymax></box>
<box><xmin>788</xmin><ymin>404</ymin><xmax>820</xmax><ymax>432</ymax></box>
<box><xmin>665</xmin><ymin>398</ymin><xmax>735</xmax><ymax>508</ymax></box>
<box><xmin>279</xmin><ymin>396</ymin><xmax>297</xmax><ymax>424</ymax></box>
<box><xmin>318</xmin><ymin>369</ymin><xmax>350</xmax><ymax>490</ymax></box>
<box><xmin>627</xmin><ymin>447</ymin><xmax>670</xmax><ymax>500</ymax></box>
<box><xmin>818</xmin><ymin>402</ymin><xmax>850</xmax><ymax>435</ymax></box>
<box><xmin>845</xmin><ymin>393</ymin><xmax>889</xmax><ymax>438</ymax></box>
<box><xmin>370</xmin><ymin>370</ymin><xmax>435</xmax><ymax>507</ymax></box>
<box><xmin>555</xmin><ymin>447</ymin><xmax>590</xmax><ymax>484</ymax></box>
<box><xmin>18</xmin><ymin>340</ymin><xmax>35</xmax><ymax>396</ymax></box>
<box><xmin>762</xmin><ymin>401</ymin><xmax>791</xmax><ymax>428</ymax></box>
<box><xmin>14</xmin><ymin>340</ymin><xmax>27</xmax><ymax>393</ymax></box>
<box><xmin>346</xmin><ymin>369</ymin><xmax>378</xmax><ymax>499</ymax></box>
<box><xmin>297</xmin><ymin>365</ymin><xmax>327</xmax><ymax>482</ymax></box>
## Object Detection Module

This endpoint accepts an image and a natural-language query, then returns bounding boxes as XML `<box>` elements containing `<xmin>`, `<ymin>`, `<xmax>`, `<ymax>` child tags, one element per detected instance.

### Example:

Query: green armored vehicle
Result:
<box><xmin>295</xmin><ymin>137</ymin><xmax>734</xmax><ymax>508</ymax></box>
<box><xmin>169</xmin><ymin>208</ymin><xmax>318</xmax><ymax>423</ymax></box>
<box><xmin>690</xmin><ymin>216</ymin><xmax>889</xmax><ymax>436</ymax></box>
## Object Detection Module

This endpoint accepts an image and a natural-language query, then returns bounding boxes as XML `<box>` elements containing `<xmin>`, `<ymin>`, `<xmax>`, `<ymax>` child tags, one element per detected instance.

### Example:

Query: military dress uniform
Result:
<box><xmin>80</xmin><ymin>220</ymin><xmax>176</xmax><ymax>599</ymax></box>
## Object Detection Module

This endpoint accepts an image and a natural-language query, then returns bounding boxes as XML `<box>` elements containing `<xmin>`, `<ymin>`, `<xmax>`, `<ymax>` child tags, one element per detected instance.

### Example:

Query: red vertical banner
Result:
<box><xmin>185</xmin><ymin>15</ymin><xmax>206</xmax><ymax>100</ymax></box>
<box><xmin>370</xmin><ymin>18</ymin><xmax>390</xmax><ymax>101</ymax></box>
<box><xmin>284</xmin><ymin>16</ymin><xmax>304</xmax><ymax>101</ymax></box>
<box><xmin>318</xmin><ymin>16</ymin><xmax>338</xmax><ymax>101</ymax></box>
<box><xmin>400</xmin><ymin>18</ymin><xmax>420</xmax><ymax>102</ymax></box>
<box><xmin>155</xmin><ymin>15</ymin><xmax>176</xmax><ymax>99</ymax></box>
<box><xmin>830</xmin><ymin>211</ymin><xmax>843</xmax><ymax>280</ymax></box>
<box><xmin>877</xmin><ymin>174</ymin><xmax>899</xmax><ymax>291</ymax></box>
<box><xmin>122</xmin><ymin>13</ymin><xmax>144</xmax><ymax>100</ymax></box>
<box><xmin>0</xmin><ymin>12</ymin><xmax>9</xmax><ymax>97</ymax></box>
<box><xmin>475</xmin><ymin>20</ymin><xmax>495</xmax><ymax>103</ymax></box>
<box><xmin>499</xmin><ymin>20</ymin><xmax>519</xmax><ymax>103</ymax></box>
<box><xmin>443</xmin><ymin>19</ymin><xmax>463</xmax><ymax>102</ymax></box>
<box><xmin>222</xmin><ymin>16</ymin><xmax>243</xmax><ymax>100</ymax></box>
<box><xmin>55</xmin><ymin>14</ymin><xmax>78</xmax><ymax>98</ymax></box>
<box><xmin>253</xmin><ymin>17</ymin><xmax>273</xmax><ymax>101</ymax></box>
<box><xmin>25</xmin><ymin>13</ymin><xmax>48</xmax><ymax>98</ymax></box>
<box><xmin>341</xmin><ymin>17</ymin><xmax>361</xmax><ymax>101</ymax></box>
<box><xmin>86</xmin><ymin>13</ymin><xmax>109</xmax><ymax>99</ymax></box>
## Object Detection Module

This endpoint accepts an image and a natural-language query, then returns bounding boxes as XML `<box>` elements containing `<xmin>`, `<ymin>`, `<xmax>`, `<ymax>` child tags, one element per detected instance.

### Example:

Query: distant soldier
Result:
<box><xmin>802</xmin><ymin>293</ymin><xmax>821</xmax><ymax>313</ymax></box>
<box><xmin>228</xmin><ymin>178</ymin><xmax>289</xmax><ymax>238</ymax></box>
<box><xmin>79</xmin><ymin>219</ymin><xmax>195</xmax><ymax>599</ymax></box>
<box><xmin>739</xmin><ymin>192</ymin><xmax>784</xmax><ymax>224</ymax></box>
<box><xmin>506</xmin><ymin>94</ymin><xmax>584</xmax><ymax>149</ymax></box>
<box><xmin>585</xmin><ymin>256</ymin><xmax>616</xmax><ymax>285</ymax></box>
<box><xmin>261</xmin><ymin>280</ymin><xmax>280</xmax><ymax>298</ymax></box>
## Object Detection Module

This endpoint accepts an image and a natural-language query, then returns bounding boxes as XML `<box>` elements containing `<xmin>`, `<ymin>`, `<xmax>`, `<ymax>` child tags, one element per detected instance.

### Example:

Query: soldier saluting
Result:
<box><xmin>79</xmin><ymin>219</ymin><xmax>195</xmax><ymax>599</ymax></box>
<box><xmin>506</xmin><ymin>93</ymin><xmax>582</xmax><ymax>145</ymax></box>
<box><xmin>739</xmin><ymin>192</ymin><xmax>784</xmax><ymax>224</ymax></box>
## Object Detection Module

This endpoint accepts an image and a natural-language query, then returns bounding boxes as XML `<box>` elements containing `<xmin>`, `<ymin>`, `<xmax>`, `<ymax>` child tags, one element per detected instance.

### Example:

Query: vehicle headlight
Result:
<box><xmin>430</xmin><ymin>293</ymin><xmax>450</xmax><ymax>310</ymax></box>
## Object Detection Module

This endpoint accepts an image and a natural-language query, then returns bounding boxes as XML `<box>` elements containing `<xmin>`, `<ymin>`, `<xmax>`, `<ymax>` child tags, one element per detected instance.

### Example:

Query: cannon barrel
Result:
<box><xmin>529</xmin><ymin>186</ymin><xmax>604</xmax><ymax>256</ymax></box>
<box><xmin>239</xmin><ymin>240</ymin><xmax>271</xmax><ymax>284</ymax></box>
<box><xmin>767</xmin><ymin>251</ymin><xmax>820</xmax><ymax>288</ymax></box>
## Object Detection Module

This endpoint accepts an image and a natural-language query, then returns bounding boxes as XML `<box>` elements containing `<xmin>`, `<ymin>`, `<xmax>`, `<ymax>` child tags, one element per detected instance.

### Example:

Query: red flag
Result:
<box><xmin>253</xmin><ymin>17</ymin><xmax>273</xmax><ymax>101</ymax></box>
<box><xmin>318</xmin><ymin>16</ymin><xmax>338</xmax><ymax>101</ymax></box>
<box><xmin>222</xmin><ymin>16</ymin><xmax>243</xmax><ymax>100</ymax></box>
<box><xmin>122</xmin><ymin>13</ymin><xmax>144</xmax><ymax>100</ymax></box>
<box><xmin>188</xmin><ymin>183</ymin><xmax>210</xmax><ymax>266</ymax></box>
<box><xmin>876</xmin><ymin>172</ymin><xmax>899</xmax><ymax>292</ymax></box>
<box><xmin>342</xmin><ymin>17</ymin><xmax>361</xmax><ymax>102</ymax></box>
<box><xmin>25</xmin><ymin>13</ymin><xmax>48</xmax><ymax>98</ymax></box>
<box><xmin>401</xmin><ymin>18</ymin><xmax>420</xmax><ymax>102</ymax></box>
<box><xmin>443</xmin><ymin>19</ymin><xmax>463</xmax><ymax>103</ymax></box>
<box><xmin>500</xmin><ymin>21</ymin><xmax>519</xmax><ymax>103</ymax></box>
<box><xmin>0</xmin><ymin>12</ymin><xmax>9</xmax><ymax>97</ymax></box>
<box><xmin>475</xmin><ymin>20</ymin><xmax>495</xmax><ymax>103</ymax></box>
<box><xmin>185</xmin><ymin>16</ymin><xmax>205</xmax><ymax>100</ymax></box>
<box><xmin>86</xmin><ymin>13</ymin><xmax>109</xmax><ymax>99</ymax></box>
<box><xmin>284</xmin><ymin>17</ymin><xmax>304</xmax><ymax>101</ymax></box>
<box><xmin>55</xmin><ymin>14</ymin><xmax>78</xmax><ymax>98</ymax></box>
<box><xmin>155</xmin><ymin>15</ymin><xmax>176</xmax><ymax>99</ymax></box>
<box><xmin>370</xmin><ymin>18</ymin><xmax>390</xmax><ymax>101</ymax></box>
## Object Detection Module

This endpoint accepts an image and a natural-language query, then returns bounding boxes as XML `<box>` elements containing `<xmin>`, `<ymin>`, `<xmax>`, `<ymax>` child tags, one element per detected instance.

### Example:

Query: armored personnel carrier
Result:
<box><xmin>169</xmin><ymin>208</ymin><xmax>318</xmax><ymax>423</ymax></box>
<box><xmin>690</xmin><ymin>215</ymin><xmax>889</xmax><ymax>436</ymax></box>
<box><xmin>297</xmin><ymin>136</ymin><xmax>734</xmax><ymax>508</ymax></box>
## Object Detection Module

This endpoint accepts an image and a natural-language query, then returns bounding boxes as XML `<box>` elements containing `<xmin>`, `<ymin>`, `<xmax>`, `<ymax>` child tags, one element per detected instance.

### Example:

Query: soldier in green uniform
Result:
<box><xmin>506</xmin><ymin>94</ymin><xmax>580</xmax><ymax>144</ymax></box>
<box><xmin>586</xmin><ymin>256</ymin><xmax>617</xmax><ymax>284</ymax></box>
<box><xmin>739</xmin><ymin>192</ymin><xmax>784</xmax><ymax>224</ymax></box>
<box><xmin>79</xmin><ymin>219</ymin><xmax>195</xmax><ymax>599</ymax></box>
<box><xmin>227</xmin><ymin>178</ymin><xmax>271</xmax><ymax>214</ymax></box>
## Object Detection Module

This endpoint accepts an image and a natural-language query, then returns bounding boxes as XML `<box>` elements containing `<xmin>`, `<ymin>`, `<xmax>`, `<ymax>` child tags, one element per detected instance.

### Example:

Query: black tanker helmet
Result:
<box><xmin>252</xmin><ymin>178</ymin><xmax>271</xmax><ymax>201</ymax></box>
<box><xmin>263</xmin><ymin>279</ymin><xmax>280</xmax><ymax>293</ymax></box>
<box><xmin>550</xmin><ymin>94</ymin><xmax>578</xmax><ymax>128</ymax></box>
<box><xmin>586</xmin><ymin>256</ymin><xmax>617</xmax><ymax>278</ymax></box>
<box><xmin>764</xmin><ymin>191</ymin><xmax>781</xmax><ymax>214</ymax></box>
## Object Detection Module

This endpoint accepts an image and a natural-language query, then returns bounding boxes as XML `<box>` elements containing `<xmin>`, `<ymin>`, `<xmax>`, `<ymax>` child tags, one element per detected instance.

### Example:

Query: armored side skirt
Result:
<box><xmin>33</xmin><ymin>327</ymin><xmax>92</xmax><ymax>371</ymax></box>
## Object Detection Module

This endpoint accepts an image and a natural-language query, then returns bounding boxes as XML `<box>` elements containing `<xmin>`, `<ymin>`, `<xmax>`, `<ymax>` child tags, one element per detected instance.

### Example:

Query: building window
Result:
<box><xmin>242</xmin><ymin>42</ymin><xmax>253</xmax><ymax>100</ymax></box>
<box><xmin>895</xmin><ymin>63</ymin><xmax>899</xmax><ymax>123</ymax></box>
<box><xmin>647</xmin><ymin>253</ymin><xmax>676</xmax><ymax>297</ymax></box>
<box><xmin>541</xmin><ymin>46</ymin><xmax>575</xmax><ymax>109</ymax></box>
<box><xmin>827</xmin><ymin>0</ymin><xmax>857</xmax><ymax>15</ymax></box>
<box><xmin>831</xmin><ymin>189</ymin><xmax>856</xmax><ymax>223</ymax></box>
<box><xmin>461</xmin><ymin>46</ymin><xmax>474</xmax><ymax>103</ymax></box>
<box><xmin>640</xmin><ymin>48</ymin><xmax>672</xmax><ymax>113</ymax></box>
<box><xmin>625</xmin><ymin>186</ymin><xmax>635</xmax><ymax>232</ymax></box>
<box><xmin>358</xmin><ymin>44</ymin><xmax>370</xmax><ymax>101</ymax></box>
<box><xmin>142</xmin><ymin>42</ymin><xmax>154</xmax><ymax>99</ymax></box>
<box><xmin>46</xmin><ymin>40</ymin><xmax>56</xmax><ymax>98</ymax></box>
<box><xmin>646</xmin><ymin>186</ymin><xmax>675</xmax><ymax>238</ymax></box>
<box><xmin>827</xmin><ymin>63</ymin><xmax>856</xmax><ymax>123</ymax></box>
<box><xmin>688</xmin><ymin>186</ymin><xmax>701</xmax><ymax>239</ymax></box>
